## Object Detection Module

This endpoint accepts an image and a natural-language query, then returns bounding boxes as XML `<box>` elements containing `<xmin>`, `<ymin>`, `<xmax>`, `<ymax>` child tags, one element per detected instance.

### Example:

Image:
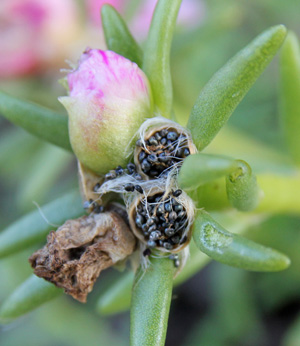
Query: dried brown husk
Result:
<box><xmin>29</xmin><ymin>209</ymin><xmax>136</xmax><ymax>302</ymax></box>
<box><xmin>78</xmin><ymin>161</ymin><xmax>103</xmax><ymax>205</ymax></box>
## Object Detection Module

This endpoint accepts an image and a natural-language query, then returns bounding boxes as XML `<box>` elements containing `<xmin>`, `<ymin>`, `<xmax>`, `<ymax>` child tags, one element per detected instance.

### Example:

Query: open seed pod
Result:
<box><xmin>134</xmin><ymin>117</ymin><xmax>197</xmax><ymax>180</ymax></box>
<box><xmin>128</xmin><ymin>176</ymin><xmax>195</xmax><ymax>253</ymax></box>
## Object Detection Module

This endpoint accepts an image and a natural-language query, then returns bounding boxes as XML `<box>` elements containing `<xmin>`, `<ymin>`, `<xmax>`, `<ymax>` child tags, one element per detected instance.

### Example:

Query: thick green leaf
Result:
<box><xmin>188</xmin><ymin>25</ymin><xmax>287</xmax><ymax>150</ymax></box>
<box><xmin>101</xmin><ymin>4</ymin><xmax>143</xmax><ymax>67</ymax></box>
<box><xmin>0</xmin><ymin>190</ymin><xmax>83</xmax><ymax>258</ymax></box>
<box><xmin>193</xmin><ymin>211</ymin><xmax>290</xmax><ymax>272</ymax></box>
<box><xmin>143</xmin><ymin>0</ymin><xmax>182</xmax><ymax>117</ymax></box>
<box><xmin>226</xmin><ymin>160</ymin><xmax>260</xmax><ymax>212</ymax></box>
<box><xmin>0</xmin><ymin>91</ymin><xmax>72</xmax><ymax>151</ymax></box>
<box><xmin>130</xmin><ymin>257</ymin><xmax>175</xmax><ymax>346</ymax></box>
<box><xmin>178</xmin><ymin>153</ymin><xmax>237</xmax><ymax>191</ymax></box>
<box><xmin>0</xmin><ymin>275</ymin><xmax>62</xmax><ymax>322</ymax></box>
<box><xmin>280</xmin><ymin>31</ymin><xmax>300</xmax><ymax>165</ymax></box>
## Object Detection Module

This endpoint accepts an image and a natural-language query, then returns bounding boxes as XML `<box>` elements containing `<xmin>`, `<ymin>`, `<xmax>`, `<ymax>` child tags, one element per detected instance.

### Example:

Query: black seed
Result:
<box><xmin>162</xmin><ymin>222</ymin><xmax>170</xmax><ymax>228</ymax></box>
<box><xmin>175</xmin><ymin>204</ymin><xmax>183</xmax><ymax>212</ymax></box>
<box><xmin>172</xmin><ymin>189</ymin><xmax>182</xmax><ymax>197</ymax></box>
<box><xmin>158</xmin><ymin>239</ymin><xmax>164</xmax><ymax>247</ymax></box>
<box><xmin>183</xmin><ymin>148</ymin><xmax>190</xmax><ymax>156</ymax></box>
<box><xmin>177</xmin><ymin>211</ymin><xmax>186</xmax><ymax>219</ymax></box>
<box><xmin>135</xmin><ymin>213</ymin><xmax>144</xmax><ymax>227</ymax></box>
<box><xmin>94</xmin><ymin>205</ymin><xmax>104</xmax><ymax>213</ymax></box>
<box><xmin>169</xmin><ymin>211</ymin><xmax>177</xmax><ymax>221</ymax></box>
<box><xmin>93</xmin><ymin>183</ymin><xmax>101</xmax><ymax>192</ymax></box>
<box><xmin>149</xmin><ymin>136</ymin><xmax>158</xmax><ymax>146</ymax></box>
<box><xmin>158</xmin><ymin>152</ymin><xmax>168</xmax><ymax>163</ymax></box>
<box><xmin>147</xmin><ymin>154</ymin><xmax>158</xmax><ymax>163</ymax></box>
<box><xmin>135</xmin><ymin>185</ymin><xmax>144</xmax><ymax>193</ymax></box>
<box><xmin>142</xmin><ymin>224</ymin><xmax>149</xmax><ymax>233</ymax></box>
<box><xmin>146</xmin><ymin>218</ymin><xmax>155</xmax><ymax>226</ymax></box>
<box><xmin>127</xmin><ymin>163</ymin><xmax>136</xmax><ymax>174</ymax></box>
<box><xmin>150</xmin><ymin>231</ymin><xmax>161</xmax><ymax>241</ymax></box>
<box><xmin>138</xmin><ymin>151</ymin><xmax>147</xmax><ymax>162</ymax></box>
<box><xmin>174</xmin><ymin>259</ymin><xmax>180</xmax><ymax>267</ymax></box>
<box><xmin>165</xmin><ymin>228</ymin><xmax>175</xmax><ymax>237</ymax></box>
<box><xmin>160</xmin><ymin>138</ymin><xmax>167</xmax><ymax>145</ymax></box>
<box><xmin>124</xmin><ymin>183</ymin><xmax>135</xmax><ymax>192</ymax></box>
<box><xmin>163</xmin><ymin>242</ymin><xmax>173</xmax><ymax>250</ymax></box>
<box><xmin>165</xmin><ymin>202</ymin><xmax>172</xmax><ymax>212</ymax></box>
<box><xmin>167</xmin><ymin>140</ymin><xmax>174</xmax><ymax>150</ymax></box>
<box><xmin>174</xmin><ymin>222</ymin><xmax>181</xmax><ymax>230</ymax></box>
<box><xmin>115</xmin><ymin>165</ymin><xmax>124</xmax><ymax>175</ymax></box>
<box><xmin>141</xmin><ymin>159</ymin><xmax>151</xmax><ymax>172</ymax></box>
<box><xmin>167</xmin><ymin>131</ymin><xmax>178</xmax><ymax>141</ymax></box>
<box><xmin>143</xmin><ymin>248</ymin><xmax>151</xmax><ymax>256</ymax></box>
<box><xmin>155</xmin><ymin>132</ymin><xmax>162</xmax><ymax>141</ymax></box>
<box><xmin>148</xmin><ymin>225</ymin><xmax>157</xmax><ymax>233</ymax></box>
<box><xmin>136</xmin><ymin>139</ymin><xmax>143</xmax><ymax>146</ymax></box>
<box><xmin>159</xmin><ymin>215</ymin><xmax>167</xmax><ymax>223</ymax></box>
<box><xmin>160</xmin><ymin>129</ymin><xmax>168</xmax><ymax>137</ymax></box>
<box><xmin>171</xmin><ymin>235</ymin><xmax>180</xmax><ymax>244</ymax></box>
<box><xmin>133</xmin><ymin>173</ymin><xmax>143</xmax><ymax>181</ymax></box>
<box><xmin>105</xmin><ymin>171</ymin><xmax>116</xmax><ymax>180</ymax></box>
<box><xmin>157</xmin><ymin>204</ymin><xmax>165</xmax><ymax>214</ymax></box>
<box><xmin>149</xmin><ymin>170</ymin><xmax>159</xmax><ymax>177</ymax></box>
<box><xmin>171</xmin><ymin>198</ymin><xmax>179</xmax><ymax>206</ymax></box>
<box><xmin>147</xmin><ymin>240</ymin><xmax>157</xmax><ymax>248</ymax></box>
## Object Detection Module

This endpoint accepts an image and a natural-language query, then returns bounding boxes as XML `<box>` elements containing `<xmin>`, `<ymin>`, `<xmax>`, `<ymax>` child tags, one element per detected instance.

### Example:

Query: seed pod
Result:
<box><xmin>128</xmin><ymin>184</ymin><xmax>195</xmax><ymax>253</ymax></box>
<box><xmin>134</xmin><ymin>118</ymin><xmax>197</xmax><ymax>180</ymax></box>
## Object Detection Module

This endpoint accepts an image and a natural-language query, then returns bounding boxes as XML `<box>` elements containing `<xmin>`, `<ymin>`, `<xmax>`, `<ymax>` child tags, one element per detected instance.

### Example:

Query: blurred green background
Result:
<box><xmin>1</xmin><ymin>0</ymin><xmax>300</xmax><ymax>345</ymax></box>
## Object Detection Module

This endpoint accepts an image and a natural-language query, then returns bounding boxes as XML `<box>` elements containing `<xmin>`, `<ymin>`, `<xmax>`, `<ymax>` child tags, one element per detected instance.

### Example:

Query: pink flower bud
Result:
<box><xmin>59</xmin><ymin>49</ymin><xmax>153</xmax><ymax>175</ymax></box>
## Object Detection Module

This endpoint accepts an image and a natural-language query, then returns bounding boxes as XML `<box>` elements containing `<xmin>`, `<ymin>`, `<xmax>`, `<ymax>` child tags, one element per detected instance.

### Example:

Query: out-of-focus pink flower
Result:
<box><xmin>59</xmin><ymin>49</ymin><xmax>153</xmax><ymax>175</ymax></box>
<box><xmin>86</xmin><ymin>0</ymin><xmax>125</xmax><ymax>27</ymax></box>
<box><xmin>0</xmin><ymin>0</ymin><xmax>80</xmax><ymax>78</ymax></box>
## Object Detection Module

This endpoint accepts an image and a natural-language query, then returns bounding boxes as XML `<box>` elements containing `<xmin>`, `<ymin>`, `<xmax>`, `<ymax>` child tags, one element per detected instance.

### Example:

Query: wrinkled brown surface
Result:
<box><xmin>78</xmin><ymin>161</ymin><xmax>103</xmax><ymax>204</ymax></box>
<box><xmin>29</xmin><ymin>211</ymin><xmax>136</xmax><ymax>302</ymax></box>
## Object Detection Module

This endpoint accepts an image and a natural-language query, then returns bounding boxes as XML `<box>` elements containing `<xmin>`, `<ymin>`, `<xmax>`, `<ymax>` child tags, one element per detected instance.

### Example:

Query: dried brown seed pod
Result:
<box><xmin>133</xmin><ymin>118</ymin><xmax>197</xmax><ymax>180</ymax></box>
<box><xmin>29</xmin><ymin>208</ymin><xmax>136</xmax><ymax>302</ymax></box>
<box><xmin>128</xmin><ymin>183</ymin><xmax>195</xmax><ymax>254</ymax></box>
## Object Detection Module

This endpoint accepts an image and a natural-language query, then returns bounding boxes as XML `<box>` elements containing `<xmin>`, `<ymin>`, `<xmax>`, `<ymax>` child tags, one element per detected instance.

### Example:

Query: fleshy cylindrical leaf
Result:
<box><xmin>280</xmin><ymin>31</ymin><xmax>300</xmax><ymax>165</ymax></box>
<box><xmin>130</xmin><ymin>257</ymin><xmax>175</xmax><ymax>346</ymax></box>
<box><xmin>193</xmin><ymin>211</ymin><xmax>290</xmax><ymax>272</ymax></box>
<box><xmin>188</xmin><ymin>25</ymin><xmax>287</xmax><ymax>151</ymax></box>
<box><xmin>0</xmin><ymin>275</ymin><xmax>62</xmax><ymax>322</ymax></box>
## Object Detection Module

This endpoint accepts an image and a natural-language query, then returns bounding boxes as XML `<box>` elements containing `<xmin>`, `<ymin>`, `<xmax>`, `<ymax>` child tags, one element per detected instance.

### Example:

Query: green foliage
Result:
<box><xmin>130</xmin><ymin>257</ymin><xmax>175</xmax><ymax>346</ymax></box>
<box><xmin>101</xmin><ymin>5</ymin><xmax>143</xmax><ymax>67</ymax></box>
<box><xmin>193</xmin><ymin>211</ymin><xmax>290</xmax><ymax>271</ymax></box>
<box><xmin>280</xmin><ymin>31</ymin><xmax>300</xmax><ymax>165</ymax></box>
<box><xmin>188</xmin><ymin>25</ymin><xmax>287</xmax><ymax>151</ymax></box>
<box><xmin>0</xmin><ymin>91</ymin><xmax>71</xmax><ymax>151</ymax></box>
<box><xmin>143</xmin><ymin>0</ymin><xmax>182</xmax><ymax>117</ymax></box>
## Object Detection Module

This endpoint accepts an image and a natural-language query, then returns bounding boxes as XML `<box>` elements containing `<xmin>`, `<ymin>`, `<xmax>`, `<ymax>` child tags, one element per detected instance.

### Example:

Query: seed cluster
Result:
<box><xmin>134</xmin><ymin>189</ymin><xmax>188</xmax><ymax>251</ymax></box>
<box><xmin>136</xmin><ymin>128</ymin><xmax>191</xmax><ymax>179</ymax></box>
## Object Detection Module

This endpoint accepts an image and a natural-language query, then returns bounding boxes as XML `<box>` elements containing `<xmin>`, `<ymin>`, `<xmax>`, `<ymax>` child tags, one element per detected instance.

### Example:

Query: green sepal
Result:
<box><xmin>280</xmin><ymin>31</ymin><xmax>300</xmax><ymax>165</ymax></box>
<box><xmin>187</xmin><ymin>25</ymin><xmax>287</xmax><ymax>151</ymax></box>
<box><xmin>0</xmin><ymin>91</ymin><xmax>72</xmax><ymax>151</ymax></box>
<box><xmin>143</xmin><ymin>0</ymin><xmax>182</xmax><ymax>117</ymax></box>
<box><xmin>101</xmin><ymin>4</ymin><xmax>143</xmax><ymax>67</ymax></box>
<box><xmin>193</xmin><ymin>211</ymin><xmax>291</xmax><ymax>272</ymax></box>
<box><xmin>0</xmin><ymin>275</ymin><xmax>62</xmax><ymax>322</ymax></box>
<box><xmin>0</xmin><ymin>190</ymin><xmax>83</xmax><ymax>258</ymax></box>
<box><xmin>226</xmin><ymin>160</ymin><xmax>260</xmax><ymax>211</ymax></box>
<box><xmin>130</xmin><ymin>257</ymin><xmax>175</xmax><ymax>346</ymax></box>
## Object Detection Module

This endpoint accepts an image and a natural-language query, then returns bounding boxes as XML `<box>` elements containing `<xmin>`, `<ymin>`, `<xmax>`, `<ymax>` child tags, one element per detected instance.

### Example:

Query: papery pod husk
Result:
<box><xmin>128</xmin><ymin>183</ymin><xmax>195</xmax><ymax>254</ymax></box>
<box><xmin>133</xmin><ymin>118</ymin><xmax>197</xmax><ymax>180</ymax></box>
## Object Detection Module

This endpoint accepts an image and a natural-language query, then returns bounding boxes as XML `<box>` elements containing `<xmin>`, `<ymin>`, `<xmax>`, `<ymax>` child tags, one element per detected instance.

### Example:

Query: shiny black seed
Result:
<box><xmin>177</xmin><ymin>211</ymin><xmax>186</xmax><ymax>219</ymax></box>
<box><xmin>172</xmin><ymin>189</ymin><xmax>182</xmax><ymax>197</ymax></box>
<box><xmin>135</xmin><ymin>213</ymin><xmax>144</xmax><ymax>227</ymax></box>
<box><xmin>169</xmin><ymin>211</ymin><xmax>177</xmax><ymax>221</ymax></box>
<box><xmin>149</xmin><ymin>136</ymin><xmax>158</xmax><ymax>146</ymax></box>
<box><xmin>163</xmin><ymin>242</ymin><xmax>173</xmax><ymax>250</ymax></box>
<box><xmin>160</xmin><ymin>129</ymin><xmax>168</xmax><ymax>137</ymax></box>
<box><xmin>147</xmin><ymin>240</ymin><xmax>157</xmax><ymax>248</ymax></box>
<box><xmin>127</xmin><ymin>163</ymin><xmax>136</xmax><ymax>174</ymax></box>
<box><xmin>165</xmin><ymin>202</ymin><xmax>172</xmax><ymax>212</ymax></box>
<box><xmin>142</xmin><ymin>223</ymin><xmax>149</xmax><ymax>233</ymax></box>
<box><xmin>174</xmin><ymin>204</ymin><xmax>183</xmax><ymax>212</ymax></box>
<box><xmin>133</xmin><ymin>173</ymin><xmax>143</xmax><ymax>180</ymax></box>
<box><xmin>150</xmin><ymin>231</ymin><xmax>161</xmax><ymax>241</ymax></box>
<box><xmin>165</xmin><ymin>228</ymin><xmax>175</xmax><ymax>237</ymax></box>
<box><xmin>146</xmin><ymin>218</ymin><xmax>155</xmax><ymax>226</ymax></box>
<box><xmin>167</xmin><ymin>140</ymin><xmax>174</xmax><ymax>150</ymax></box>
<box><xmin>160</xmin><ymin>138</ymin><xmax>167</xmax><ymax>145</ymax></box>
<box><xmin>158</xmin><ymin>239</ymin><xmax>164</xmax><ymax>247</ymax></box>
<box><xmin>143</xmin><ymin>248</ymin><xmax>151</xmax><ymax>256</ymax></box>
<box><xmin>171</xmin><ymin>235</ymin><xmax>180</xmax><ymax>244</ymax></box>
<box><xmin>115</xmin><ymin>166</ymin><xmax>124</xmax><ymax>175</ymax></box>
<box><xmin>159</xmin><ymin>216</ymin><xmax>167</xmax><ymax>223</ymax></box>
<box><xmin>124</xmin><ymin>183</ymin><xmax>135</xmax><ymax>192</ymax></box>
<box><xmin>157</xmin><ymin>204</ymin><xmax>165</xmax><ymax>214</ymax></box>
<box><xmin>93</xmin><ymin>183</ymin><xmax>101</xmax><ymax>192</ymax></box>
<box><xmin>183</xmin><ymin>148</ymin><xmax>190</xmax><ymax>156</ymax></box>
<box><xmin>148</xmin><ymin>225</ymin><xmax>157</xmax><ymax>233</ymax></box>
<box><xmin>147</xmin><ymin>154</ymin><xmax>158</xmax><ymax>163</ymax></box>
<box><xmin>105</xmin><ymin>171</ymin><xmax>116</xmax><ymax>180</ymax></box>
<box><xmin>174</xmin><ymin>259</ymin><xmax>180</xmax><ymax>267</ymax></box>
<box><xmin>138</xmin><ymin>151</ymin><xmax>147</xmax><ymax>162</ymax></box>
<box><xmin>155</xmin><ymin>132</ymin><xmax>162</xmax><ymax>141</ymax></box>
<box><xmin>141</xmin><ymin>159</ymin><xmax>151</xmax><ymax>172</ymax></box>
<box><xmin>135</xmin><ymin>185</ymin><xmax>143</xmax><ymax>193</ymax></box>
<box><xmin>167</xmin><ymin>131</ymin><xmax>178</xmax><ymax>141</ymax></box>
<box><xmin>158</xmin><ymin>152</ymin><xmax>168</xmax><ymax>163</ymax></box>
<box><xmin>171</xmin><ymin>198</ymin><xmax>179</xmax><ymax>206</ymax></box>
<box><xmin>136</xmin><ymin>139</ymin><xmax>143</xmax><ymax>146</ymax></box>
<box><xmin>149</xmin><ymin>170</ymin><xmax>159</xmax><ymax>177</ymax></box>
<box><xmin>94</xmin><ymin>205</ymin><xmax>104</xmax><ymax>213</ymax></box>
